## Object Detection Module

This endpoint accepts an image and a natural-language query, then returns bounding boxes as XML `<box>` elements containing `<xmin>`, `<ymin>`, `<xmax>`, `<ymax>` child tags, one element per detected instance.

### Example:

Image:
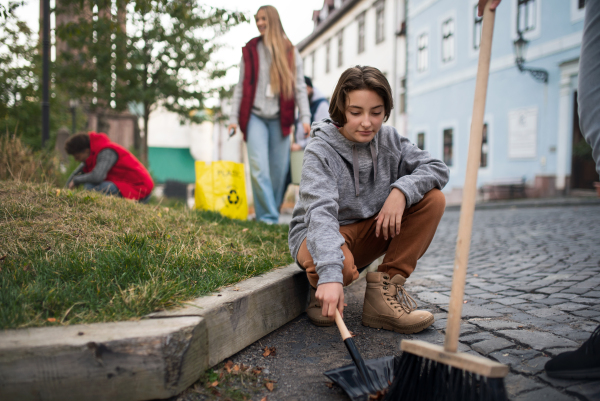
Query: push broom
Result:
<box><xmin>384</xmin><ymin>1</ymin><xmax>509</xmax><ymax>400</ymax></box>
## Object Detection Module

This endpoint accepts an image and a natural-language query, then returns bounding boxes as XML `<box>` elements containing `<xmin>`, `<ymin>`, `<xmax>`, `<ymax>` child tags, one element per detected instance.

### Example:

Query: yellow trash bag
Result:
<box><xmin>195</xmin><ymin>161</ymin><xmax>248</xmax><ymax>220</ymax></box>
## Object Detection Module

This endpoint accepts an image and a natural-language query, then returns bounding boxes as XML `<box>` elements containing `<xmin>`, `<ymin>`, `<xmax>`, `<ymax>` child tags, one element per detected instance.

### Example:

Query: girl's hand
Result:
<box><xmin>477</xmin><ymin>0</ymin><xmax>501</xmax><ymax>17</ymax></box>
<box><xmin>303</xmin><ymin>122</ymin><xmax>310</xmax><ymax>136</ymax></box>
<box><xmin>375</xmin><ymin>188</ymin><xmax>406</xmax><ymax>240</ymax></box>
<box><xmin>316</xmin><ymin>282</ymin><xmax>344</xmax><ymax>320</ymax></box>
<box><xmin>227</xmin><ymin>123</ymin><xmax>237</xmax><ymax>135</ymax></box>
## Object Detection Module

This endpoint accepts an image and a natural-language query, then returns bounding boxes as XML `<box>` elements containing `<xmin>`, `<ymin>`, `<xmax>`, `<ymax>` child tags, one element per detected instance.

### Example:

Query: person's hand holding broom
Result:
<box><xmin>316</xmin><ymin>282</ymin><xmax>344</xmax><ymax>320</ymax></box>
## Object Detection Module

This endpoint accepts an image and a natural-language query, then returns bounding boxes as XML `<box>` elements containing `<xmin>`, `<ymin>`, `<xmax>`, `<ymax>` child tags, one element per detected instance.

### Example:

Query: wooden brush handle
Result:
<box><xmin>444</xmin><ymin>0</ymin><xmax>496</xmax><ymax>354</ymax></box>
<box><xmin>335</xmin><ymin>309</ymin><xmax>352</xmax><ymax>341</ymax></box>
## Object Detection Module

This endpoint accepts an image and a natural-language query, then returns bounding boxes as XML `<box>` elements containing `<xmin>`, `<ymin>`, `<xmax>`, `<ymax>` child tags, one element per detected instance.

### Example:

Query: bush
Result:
<box><xmin>0</xmin><ymin>134</ymin><xmax>61</xmax><ymax>185</ymax></box>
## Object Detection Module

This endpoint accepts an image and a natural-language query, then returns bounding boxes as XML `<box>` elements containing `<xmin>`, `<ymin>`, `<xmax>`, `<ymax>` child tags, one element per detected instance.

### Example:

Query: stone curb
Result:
<box><xmin>446</xmin><ymin>197</ymin><xmax>600</xmax><ymax>211</ymax></box>
<box><xmin>0</xmin><ymin>264</ymin><xmax>309</xmax><ymax>401</ymax></box>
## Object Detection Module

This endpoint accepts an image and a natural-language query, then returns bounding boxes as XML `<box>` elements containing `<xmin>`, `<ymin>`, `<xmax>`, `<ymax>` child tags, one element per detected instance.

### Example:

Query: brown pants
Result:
<box><xmin>297</xmin><ymin>189</ymin><xmax>446</xmax><ymax>288</ymax></box>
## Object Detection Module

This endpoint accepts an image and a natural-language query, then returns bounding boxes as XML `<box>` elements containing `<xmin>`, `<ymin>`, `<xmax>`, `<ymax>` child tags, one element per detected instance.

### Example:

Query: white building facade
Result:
<box><xmin>297</xmin><ymin>0</ymin><xmax>408</xmax><ymax>135</ymax></box>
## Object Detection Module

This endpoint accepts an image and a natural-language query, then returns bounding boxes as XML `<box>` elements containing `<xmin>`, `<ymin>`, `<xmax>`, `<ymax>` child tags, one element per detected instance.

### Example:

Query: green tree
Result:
<box><xmin>0</xmin><ymin>12</ymin><xmax>72</xmax><ymax>150</ymax></box>
<box><xmin>56</xmin><ymin>0</ymin><xmax>247</xmax><ymax>163</ymax></box>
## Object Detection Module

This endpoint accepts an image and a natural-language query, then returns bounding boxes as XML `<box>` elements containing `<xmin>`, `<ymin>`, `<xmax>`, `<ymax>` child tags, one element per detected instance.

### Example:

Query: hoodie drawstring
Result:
<box><xmin>352</xmin><ymin>142</ymin><xmax>378</xmax><ymax>197</ymax></box>
<box><xmin>370</xmin><ymin>141</ymin><xmax>378</xmax><ymax>182</ymax></box>
<box><xmin>352</xmin><ymin>145</ymin><xmax>360</xmax><ymax>196</ymax></box>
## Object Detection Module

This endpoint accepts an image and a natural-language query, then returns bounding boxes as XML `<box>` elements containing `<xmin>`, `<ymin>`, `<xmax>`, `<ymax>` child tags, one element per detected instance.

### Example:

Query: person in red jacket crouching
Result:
<box><xmin>64</xmin><ymin>132</ymin><xmax>154</xmax><ymax>202</ymax></box>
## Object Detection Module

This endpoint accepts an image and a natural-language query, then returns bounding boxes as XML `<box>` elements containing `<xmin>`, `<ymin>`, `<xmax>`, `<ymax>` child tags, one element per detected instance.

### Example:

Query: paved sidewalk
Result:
<box><xmin>187</xmin><ymin>204</ymin><xmax>600</xmax><ymax>401</ymax></box>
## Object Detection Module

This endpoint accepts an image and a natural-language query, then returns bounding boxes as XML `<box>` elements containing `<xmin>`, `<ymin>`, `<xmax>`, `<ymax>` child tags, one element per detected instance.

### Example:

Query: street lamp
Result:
<box><xmin>69</xmin><ymin>99</ymin><xmax>79</xmax><ymax>134</ymax></box>
<box><xmin>513</xmin><ymin>32</ymin><xmax>549</xmax><ymax>83</ymax></box>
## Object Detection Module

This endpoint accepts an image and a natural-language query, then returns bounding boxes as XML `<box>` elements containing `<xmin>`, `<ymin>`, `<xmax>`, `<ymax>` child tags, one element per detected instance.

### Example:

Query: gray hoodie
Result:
<box><xmin>288</xmin><ymin>119</ymin><xmax>449</xmax><ymax>286</ymax></box>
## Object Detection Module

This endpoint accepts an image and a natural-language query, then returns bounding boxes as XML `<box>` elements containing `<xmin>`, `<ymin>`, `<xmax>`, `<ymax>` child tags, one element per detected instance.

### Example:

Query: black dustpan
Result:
<box><xmin>324</xmin><ymin>355</ymin><xmax>398</xmax><ymax>401</ymax></box>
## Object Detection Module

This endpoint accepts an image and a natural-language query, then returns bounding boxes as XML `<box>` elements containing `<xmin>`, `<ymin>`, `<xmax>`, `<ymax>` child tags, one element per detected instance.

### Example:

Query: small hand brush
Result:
<box><xmin>384</xmin><ymin>2</ymin><xmax>509</xmax><ymax>400</ymax></box>
<box><xmin>334</xmin><ymin>309</ymin><xmax>381</xmax><ymax>396</ymax></box>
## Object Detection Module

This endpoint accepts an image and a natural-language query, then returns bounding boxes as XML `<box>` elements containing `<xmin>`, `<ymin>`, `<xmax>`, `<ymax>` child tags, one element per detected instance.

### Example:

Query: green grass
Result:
<box><xmin>0</xmin><ymin>181</ymin><xmax>293</xmax><ymax>330</ymax></box>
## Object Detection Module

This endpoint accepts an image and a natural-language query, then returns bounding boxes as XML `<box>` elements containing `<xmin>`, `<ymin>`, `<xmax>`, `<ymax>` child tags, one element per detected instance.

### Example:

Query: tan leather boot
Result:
<box><xmin>306</xmin><ymin>286</ymin><xmax>335</xmax><ymax>327</ymax></box>
<box><xmin>362</xmin><ymin>272</ymin><xmax>434</xmax><ymax>334</ymax></box>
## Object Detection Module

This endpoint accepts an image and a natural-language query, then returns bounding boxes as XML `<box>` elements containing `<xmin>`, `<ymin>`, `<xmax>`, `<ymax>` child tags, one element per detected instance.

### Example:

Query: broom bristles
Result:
<box><xmin>383</xmin><ymin>353</ymin><xmax>508</xmax><ymax>401</ymax></box>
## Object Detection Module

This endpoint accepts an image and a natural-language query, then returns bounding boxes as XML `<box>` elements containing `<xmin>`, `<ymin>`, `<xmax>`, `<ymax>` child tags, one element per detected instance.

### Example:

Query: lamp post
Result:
<box><xmin>41</xmin><ymin>0</ymin><xmax>50</xmax><ymax>146</ymax></box>
<box><xmin>513</xmin><ymin>32</ymin><xmax>549</xmax><ymax>83</ymax></box>
<box><xmin>69</xmin><ymin>99</ymin><xmax>79</xmax><ymax>134</ymax></box>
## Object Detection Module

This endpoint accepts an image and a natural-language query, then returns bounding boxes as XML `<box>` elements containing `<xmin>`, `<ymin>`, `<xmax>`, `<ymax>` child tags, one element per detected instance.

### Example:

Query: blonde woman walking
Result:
<box><xmin>228</xmin><ymin>5</ymin><xmax>311</xmax><ymax>224</ymax></box>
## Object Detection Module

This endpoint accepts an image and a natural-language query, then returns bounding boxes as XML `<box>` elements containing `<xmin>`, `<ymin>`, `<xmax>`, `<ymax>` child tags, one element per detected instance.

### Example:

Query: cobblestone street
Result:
<box><xmin>226</xmin><ymin>204</ymin><xmax>600</xmax><ymax>401</ymax></box>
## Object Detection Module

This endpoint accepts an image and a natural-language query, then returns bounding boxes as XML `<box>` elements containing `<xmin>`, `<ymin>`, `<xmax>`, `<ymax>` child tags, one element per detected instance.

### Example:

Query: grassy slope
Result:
<box><xmin>0</xmin><ymin>181</ymin><xmax>293</xmax><ymax>329</ymax></box>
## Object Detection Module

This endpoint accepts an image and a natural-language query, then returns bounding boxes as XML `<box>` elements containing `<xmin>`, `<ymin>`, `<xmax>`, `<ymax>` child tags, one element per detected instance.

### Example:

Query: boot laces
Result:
<box><xmin>583</xmin><ymin>324</ymin><xmax>600</xmax><ymax>356</ymax></box>
<box><xmin>384</xmin><ymin>280</ymin><xmax>418</xmax><ymax>313</ymax></box>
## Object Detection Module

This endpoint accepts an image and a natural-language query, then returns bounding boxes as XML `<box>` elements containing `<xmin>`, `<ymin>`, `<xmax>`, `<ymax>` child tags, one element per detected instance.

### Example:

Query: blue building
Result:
<box><xmin>406</xmin><ymin>0</ymin><xmax>596</xmax><ymax>202</ymax></box>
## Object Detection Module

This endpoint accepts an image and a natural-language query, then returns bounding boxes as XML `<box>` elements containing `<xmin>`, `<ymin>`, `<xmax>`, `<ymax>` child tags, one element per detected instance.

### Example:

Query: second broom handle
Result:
<box><xmin>444</xmin><ymin>1</ymin><xmax>496</xmax><ymax>353</ymax></box>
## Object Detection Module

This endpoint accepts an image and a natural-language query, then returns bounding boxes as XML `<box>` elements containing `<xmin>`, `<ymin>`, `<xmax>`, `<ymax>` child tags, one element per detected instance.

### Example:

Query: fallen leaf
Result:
<box><xmin>349</xmin><ymin>331</ymin><xmax>357</xmax><ymax>338</ymax></box>
<box><xmin>210</xmin><ymin>381</ymin><xmax>219</xmax><ymax>387</ymax></box>
<box><xmin>240</xmin><ymin>363</ymin><xmax>249</xmax><ymax>371</ymax></box>
<box><xmin>157</xmin><ymin>212</ymin><xmax>162</xmax><ymax>217</ymax></box>
<box><xmin>325</xmin><ymin>382</ymin><xmax>334</xmax><ymax>388</ymax></box>
<box><xmin>47</xmin><ymin>318</ymin><xmax>56</xmax><ymax>322</ymax></box>
<box><xmin>219</xmin><ymin>371</ymin><xmax>224</xmax><ymax>379</ymax></box>
<box><xmin>224</xmin><ymin>360</ymin><xmax>234</xmax><ymax>372</ymax></box>
<box><xmin>265</xmin><ymin>382</ymin><xmax>274</xmax><ymax>391</ymax></box>
<box><xmin>260</xmin><ymin>397</ymin><xmax>267</xmax><ymax>401</ymax></box>
<box><xmin>233</xmin><ymin>287</ymin><xmax>240</xmax><ymax>291</ymax></box>
<box><xmin>473</xmin><ymin>274</ymin><xmax>479</xmax><ymax>277</ymax></box>
<box><xmin>252</xmin><ymin>368</ymin><xmax>263</xmax><ymax>375</ymax></box>
<box><xmin>463</xmin><ymin>300</ymin><xmax>468</xmax><ymax>304</ymax></box>
<box><xmin>233</xmin><ymin>365</ymin><xmax>240</xmax><ymax>372</ymax></box>
<box><xmin>242</xmin><ymin>228</ymin><xmax>249</xmax><ymax>232</ymax></box>
<box><xmin>263</xmin><ymin>346</ymin><xmax>276</xmax><ymax>357</ymax></box>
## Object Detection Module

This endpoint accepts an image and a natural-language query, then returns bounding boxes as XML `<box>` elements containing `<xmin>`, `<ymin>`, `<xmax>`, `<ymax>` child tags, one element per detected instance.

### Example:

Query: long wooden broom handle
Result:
<box><xmin>444</xmin><ymin>0</ymin><xmax>496</xmax><ymax>353</ymax></box>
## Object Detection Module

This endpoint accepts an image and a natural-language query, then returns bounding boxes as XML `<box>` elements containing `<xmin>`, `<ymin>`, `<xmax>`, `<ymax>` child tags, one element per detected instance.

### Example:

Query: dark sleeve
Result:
<box><xmin>72</xmin><ymin>149</ymin><xmax>118</xmax><ymax>185</ymax></box>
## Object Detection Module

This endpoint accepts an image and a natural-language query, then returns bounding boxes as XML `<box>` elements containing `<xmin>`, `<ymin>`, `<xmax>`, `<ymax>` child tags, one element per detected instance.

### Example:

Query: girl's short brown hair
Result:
<box><xmin>329</xmin><ymin>66</ymin><xmax>394</xmax><ymax>125</ymax></box>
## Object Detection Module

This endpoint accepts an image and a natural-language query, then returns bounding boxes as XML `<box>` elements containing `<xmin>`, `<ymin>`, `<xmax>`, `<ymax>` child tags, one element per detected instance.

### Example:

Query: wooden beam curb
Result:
<box><xmin>0</xmin><ymin>264</ymin><xmax>310</xmax><ymax>400</ymax></box>
<box><xmin>0</xmin><ymin>316</ymin><xmax>207</xmax><ymax>401</ymax></box>
<box><xmin>148</xmin><ymin>264</ymin><xmax>310</xmax><ymax>367</ymax></box>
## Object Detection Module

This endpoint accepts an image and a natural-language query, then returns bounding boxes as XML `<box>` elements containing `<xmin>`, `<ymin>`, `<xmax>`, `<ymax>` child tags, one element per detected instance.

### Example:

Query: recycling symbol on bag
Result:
<box><xmin>227</xmin><ymin>189</ymin><xmax>240</xmax><ymax>205</ymax></box>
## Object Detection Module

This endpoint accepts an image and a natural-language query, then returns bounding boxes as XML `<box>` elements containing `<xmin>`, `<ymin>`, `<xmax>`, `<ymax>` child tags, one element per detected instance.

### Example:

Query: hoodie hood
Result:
<box><xmin>310</xmin><ymin>119</ymin><xmax>378</xmax><ymax>196</ymax></box>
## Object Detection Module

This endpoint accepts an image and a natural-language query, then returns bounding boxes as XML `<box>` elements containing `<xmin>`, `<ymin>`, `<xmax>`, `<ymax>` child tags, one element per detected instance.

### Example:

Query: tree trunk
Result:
<box><xmin>142</xmin><ymin>106</ymin><xmax>149</xmax><ymax>166</ymax></box>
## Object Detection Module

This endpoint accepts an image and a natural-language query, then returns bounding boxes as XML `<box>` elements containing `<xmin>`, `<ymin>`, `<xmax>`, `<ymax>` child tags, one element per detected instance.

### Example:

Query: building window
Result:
<box><xmin>441</xmin><ymin>18</ymin><xmax>455</xmax><ymax>63</ymax></box>
<box><xmin>399</xmin><ymin>78</ymin><xmax>406</xmax><ymax>113</ymax></box>
<box><xmin>517</xmin><ymin>0</ymin><xmax>536</xmax><ymax>34</ymax></box>
<box><xmin>481</xmin><ymin>123</ymin><xmax>489</xmax><ymax>167</ymax></box>
<box><xmin>325</xmin><ymin>39</ymin><xmax>331</xmax><ymax>73</ymax></box>
<box><xmin>579</xmin><ymin>0</ymin><xmax>585</xmax><ymax>9</ymax></box>
<box><xmin>417</xmin><ymin>33</ymin><xmax>428</xmax><ymax>72</ymax></box>
<box><xmin>357</xmin><ymin>12</ymin><xmax>366</xmax><ymax>54</ymax></box>
<box><xmin>337</xmin><ymin>29</ymin><xmax>344</xmax><ymax>68</ymax></box>
<box><xmin>443</xmin><ymin>128</ymin><xmax>453</xmax><ymax>166</ymax></box>
<box><xmin>417</xmin><ymin>132</ymin><xmax>425</xmax><ymax>150</ymax></box>
<box><xmin>376</xmin><ymin>1</ymin><xmax>385</xmax><ymax>44</ymax></box>
<box><xmin>473</xmin><ymin>5</ymin><xmax>482</xmax><ymax>49</ymax></box>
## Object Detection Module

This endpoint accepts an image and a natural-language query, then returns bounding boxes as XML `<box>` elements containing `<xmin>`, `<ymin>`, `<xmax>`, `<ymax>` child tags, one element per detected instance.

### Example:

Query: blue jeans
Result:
<box><xmin>83</xmin><ymin>181</ymin><xmax>121</xmax><ymax>197</ymax></box>
<box><xmin>246</xmin><ymin>113</ymin><xmax>290</xmax><ymax>224</ymax></box>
